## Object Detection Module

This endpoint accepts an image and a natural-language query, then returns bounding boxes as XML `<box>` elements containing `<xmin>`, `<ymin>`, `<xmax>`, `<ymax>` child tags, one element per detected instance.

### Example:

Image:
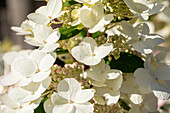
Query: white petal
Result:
<box><xmin>83</xmin><ymin>55</ymin><xmax>101</xmax><ymax>66</ymax></box>
<box><xmin>91</xmin><ymin>2</ymin><xmax>104</xmax><ymax>20</ymax></box>
<box><xmin>0</xmin><ymin>94</ymin><xmax>18</xmax><ymax>108</ymax></box>
<box><xmin>33</xmin><ymin>24</ymin><xmax>53</xmax><ymax>42</ymax></box>
<box><xmin>133</xmin><ymin>41</ymin><xmax>153</xmax><ymax>54</ymax></box>
<box><xmin>3</xmin><ymin>51</ymin><xmax>18</xmax><ymax>65</ymax></box>
<box><xmin>1</xmin><ymin>106</ymin><xmax>17</xmax><ymax>113</ymax></box>
<box><xmin>13</xmin><ymin>58</ymin><xmax>37</xmax><ymax>77</ymax></box>
<box><xmin>51</xmin><ymin>93</ymin><xmax>68</xmax><ymax>105</ymax></box>
<box><xmin>19</xmin><ymin>106</ymin><xmax>34</xmax><ymax>113</ymax></box>
<box><xmin>47</xmin><ymin>0</ymin><xmax>62</xmax><ymax>18</ymax></box>
<box><xmin>24</xmin><ymin>38</ymin><xmax>42</xmax><ymax>46</ymax></box>
<box><xmin>88</xmin><ymin>19</ymin><xmax>105</xmax><ymax>33</ymax></box>
<box><xmin>80</xmin><ymin>8</ymin><xmax>95</xmax><ymax>28</ymax></box>
<box><xmin>32</xmin><ymin>70</ymin><xmax>51</xmax><ymax>82</ymax></box>
<box><xmin>143</xmin><ymin>93</ymin><xmax>158</xmax><ymax>112</ymax></box>
<box><xmin>134</xmin><ymin>68</ymin><xmax>152</xmax><ymax>89</ymax></box>
<box><xmin>154</xmin><ymin>64</ymin><xmax>170</xmax><ymax>80</ymax></box>
<box><xmin>151</xmin><ymin>80</ymin><xmax>170</xmax><ymax>100</ymax></box>
<box><xmin>123</xmin><ymin>0</ymin><xmax>137</xmax><ymax>12</ymax></box>
<box><xmin>53</xmin><ymin>104</ymin><xmax>75</xmax><ymax>113</ymax></box>
<box><xmin>73</xmin><ymin>89</ymin><xmax>94</xmax><ymax>103</ymax></box>
<box><xmin>39</xmin><ymin>54</ymin><xmax>55</xmax><ymax>71</ymax></box>
<box><xmin>129</xmin><ymin>105</ymin><xmax>140</xmax><ymax>113</ymax></box>
<box><xmin>29</xmin><ymin>49</ymin><xmax>47</xmax><ymax>65</ymax></box>
<box><xmin>135</xmin><ymin>23</ymin><xmax>150</xmax><ymax>35</ymax></box>
<box><xmin>0</xmin><ymin>72</ymin><xmax>21</xmax><ymax>86</ymax></box>
<box><xmin>121</xmin><ymin>21</ymin><xmax>138</xmax><ymax>40</ymax></box>
<box><xmin>94</xmin><ymin>43</ymin><xmax>113</xmax><ymax>58</ymax></box>
<box><xmin>82</xmin><ymin>37</ymin><xmax>97</xmax><ymax>47</ymax></box>
<box><xmin>27</xmin><ymin>13</ymin><xmax>49</xmax><ymax>25</ymax></box>
<box><xmin>40</xmin><ymin>43</ymin><xmax>60</xmax><ymax>52</ymax></box>
<box><xmin>71</xmin><ymin>46</ymin><xmax>91</xmax><ymax>64</ymax></box>
<box><xmin>105</xmin><ymin>69</ymin><xmax>122</xmax><ymax>80</ymax></box>
<box><xmin>106</xmin><ymin>75</ymin><xmax>123</xmax><ymax>91</ymax></box>
<box><xmin>17</xmin><ymin>77</ymin><xmax>32</xmax><ymax>86</ymax></box>
<box><xmin>44</xmin><ymin>99</ymin><xmax>55</xmax><ymax>113</ymax></box>
<box><xmin>130</xmin><ymin>94</ymin><xmax>143</xmax><ymax>104</ymax></box>
<box><xmin>57</xmin><ymin>78</ymin><xmax>81</xmax><ymax>100</ymax></box>
<box><xmin>104</xmin><ymin>91</ymin><xmax>120</xmax><ymax>105</ymax></box>
<box><xmin>35</xmin><ymin>6</ymin><xmax>48</xmax><ymax>16</ymax></box>
<box><xmin>74</xmin><ymin>102</ymin><xmax>94</xmax><ymax>113</ymax></box>
<box><xmin>46</xmin><ymin>31</ymin><xmax>60</xmax><ymax>44</ymax></box>
<box><xmin>8</xmin><ymin>87</ymin><xmax>29</xmax><ymax>103</ymax></box>
<box><xmin>148</xmin><ymin>3</ymin><xmax>165</xmax><ymax>15</ymax></box>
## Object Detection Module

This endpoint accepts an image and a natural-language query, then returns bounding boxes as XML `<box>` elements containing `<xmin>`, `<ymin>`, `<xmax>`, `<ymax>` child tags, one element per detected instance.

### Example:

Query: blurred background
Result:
<box><xmin>0</xmin><ymin>0</ymin><xmax>47</xmax><ymax>50</ymax></box>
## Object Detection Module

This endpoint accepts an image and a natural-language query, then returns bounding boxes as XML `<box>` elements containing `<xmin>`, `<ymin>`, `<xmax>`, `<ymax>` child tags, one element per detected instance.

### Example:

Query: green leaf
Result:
<box><xmin>59</xmin><ymin>26</ymin><xmax>83</xmax><ymax>40</ymax></box>
<box><xmin>105</xmin><ymin>52</ymin><xmax>144</xmax><ymax>73</ymax></box>
<box><xmin>119</xmin><ymin>100</ymin><xmax>131</xmax><ymax>111</ymax></box>
<box><xmin>34</xmin><ymin>103</ymin><xmax>45</xmax><ymax>113</ymax></box>
<box><xmin>54</xmin><ymin>48</ymin><xmax>68</xmax><ymax>55</ymax></box>
<box><xmin>63</xmin><ymin>0</ymin><xmax>78</xmax><ymax>7</ymax></box>
<box><xmin>34</xmin><ymin>97</ymin><xmax>47</xmax><ymax>113</ymax></box>
<box><xmin>92</xmin><ymin>31</ymin><xmax>102</xmax><ymax>38</ymax></box>
<box><xmin>80</xmin><ymin>28</ymin><xmax>87</xmax><ymax>38</ymax></box>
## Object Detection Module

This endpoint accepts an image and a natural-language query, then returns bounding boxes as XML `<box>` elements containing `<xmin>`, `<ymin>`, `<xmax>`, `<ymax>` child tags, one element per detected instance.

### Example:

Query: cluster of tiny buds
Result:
<box><xmin>102</xmin><ymin>0</ymin><xmax>133</xmax><ymax>22</ymax></box>
<box><xmin>95</xmin><ymin>35</ymin><xmax>132</xmax><ymax>60</ymax></box>
<box><xmin>93</xmin><ymin>102</ymin><xmax>127</xmax><ymax>113</ymax></box>
<box><xmin>47</xmin><ymin>62</ymin><xmax>91</xmax><ymax>94</ymax></box>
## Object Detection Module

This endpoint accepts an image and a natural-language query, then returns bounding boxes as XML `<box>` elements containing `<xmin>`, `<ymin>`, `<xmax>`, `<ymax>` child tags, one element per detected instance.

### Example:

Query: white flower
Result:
<box><xmin>86</xmin><ymin>59</ymin><xmax>122</xmax><ymax>83</ymax></box>
<box><xmin>80</xmin><ymin>2</ymin><xmax>113</xmax><ymax>33</ymax></box>
<box><xmin>85</xmin><ymin>60</ymin><xmax>123</xmax><ymax>105</ymax></box>
<box><xmin>24</xmin><ymin>24</ymin><xmax>60</xmax><ymax>52</ymax></box>
<box><xmin>8</xmin><ymin>77</ymin><xmax>51</xmax><ymax>103</ymax></box>
<box><xmin>0</xmin><ymin>93</ymin><xmax>41</xmax><ymax>113</ymax></box>
<box><xmin>123</xmin><ymin>0</ymin><xmax>164</xmax><ymax>20</ymax></box>
<box><xmin>0</xmin><ymin>49</ymin><xmax>56</xmax><ymax>86</ymax></box>
<box><xmin>27</xmin><ymin>0</ymin><xmax>63</xmax><ymax>25</ymax></box>
<box><xmin>11</xmin><ymin>20</ymin><xmax>36</xmax><ymax>35</ymax></box>
<box><xmin>44</xmin><ymin>78</ymin><xmax>94</xmax><ymax>113</ymax></box>
<box><xmin>134</xmin><ymin>57</ymin><xmax>170</xmax><ymax>100</ymax></box>
<box><xmin>121</xmin><ymin>21</ymin><xmax>164</xmax><ymax>54</ymax></box>
<box><xmin>75</xmin><ymin>0</ymin><xmax>99</xmax><ymax>5</ymax></box>
<box><xmin>129</xmin><ymin>93</ymin><xmax>158</xmax><ymax>113</ymax></box>
<box><xmin>71</xmin><ymin>37</ymin><xmax>113</xmax><ymax>66</ymax></box>
<box><xmin>94</xmin><ymin>75</ymin><xmax>123</xmax><ymax>106</ymax></box>
<box><xmin>120</xmin><ymin>74</ymin><xmax>152</xmax><ymax>105</ymax></box>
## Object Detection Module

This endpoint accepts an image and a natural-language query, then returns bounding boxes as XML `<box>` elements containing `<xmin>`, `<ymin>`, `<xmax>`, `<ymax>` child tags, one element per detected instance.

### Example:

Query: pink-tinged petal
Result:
<box><xmin>0</xmin><ymin>72</ymin><xmax>21</xmax><ymax>86</ymax></box>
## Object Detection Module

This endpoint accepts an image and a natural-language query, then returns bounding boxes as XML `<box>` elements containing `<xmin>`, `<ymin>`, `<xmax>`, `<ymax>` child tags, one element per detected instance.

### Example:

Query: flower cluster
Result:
<box><xmin>0</xmin><ymin>0</ymin><xmax>169</xmax><ymax>113</ymax></box>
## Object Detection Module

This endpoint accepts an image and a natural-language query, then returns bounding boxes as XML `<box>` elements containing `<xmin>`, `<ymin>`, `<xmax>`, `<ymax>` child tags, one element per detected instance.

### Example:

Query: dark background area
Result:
<box><xmin>0</xmin><ymin>0</ymin><xmax>46</xmax><ymax>49</ymax></box>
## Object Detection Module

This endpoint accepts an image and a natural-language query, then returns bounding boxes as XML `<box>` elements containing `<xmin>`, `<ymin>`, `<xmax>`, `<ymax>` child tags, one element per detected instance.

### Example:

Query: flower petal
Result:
<box><xmin>73</xmin><ymin>89</ymin><xmax>94</xmax><ymax>103</ymax></box>
<box><xmin>94</xmin><ymin>43</ymin><xmax>113</xmax><ymax>58</ymax></box>
<box><xmin>39</xmin><ymin>54</ymin><xmax>55</xmax><ymax>71</ymax></box>
<box><xmin>134</xmin><ymin>68</ymin><xmax>152</xmax><ymax>89</ymax></box>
